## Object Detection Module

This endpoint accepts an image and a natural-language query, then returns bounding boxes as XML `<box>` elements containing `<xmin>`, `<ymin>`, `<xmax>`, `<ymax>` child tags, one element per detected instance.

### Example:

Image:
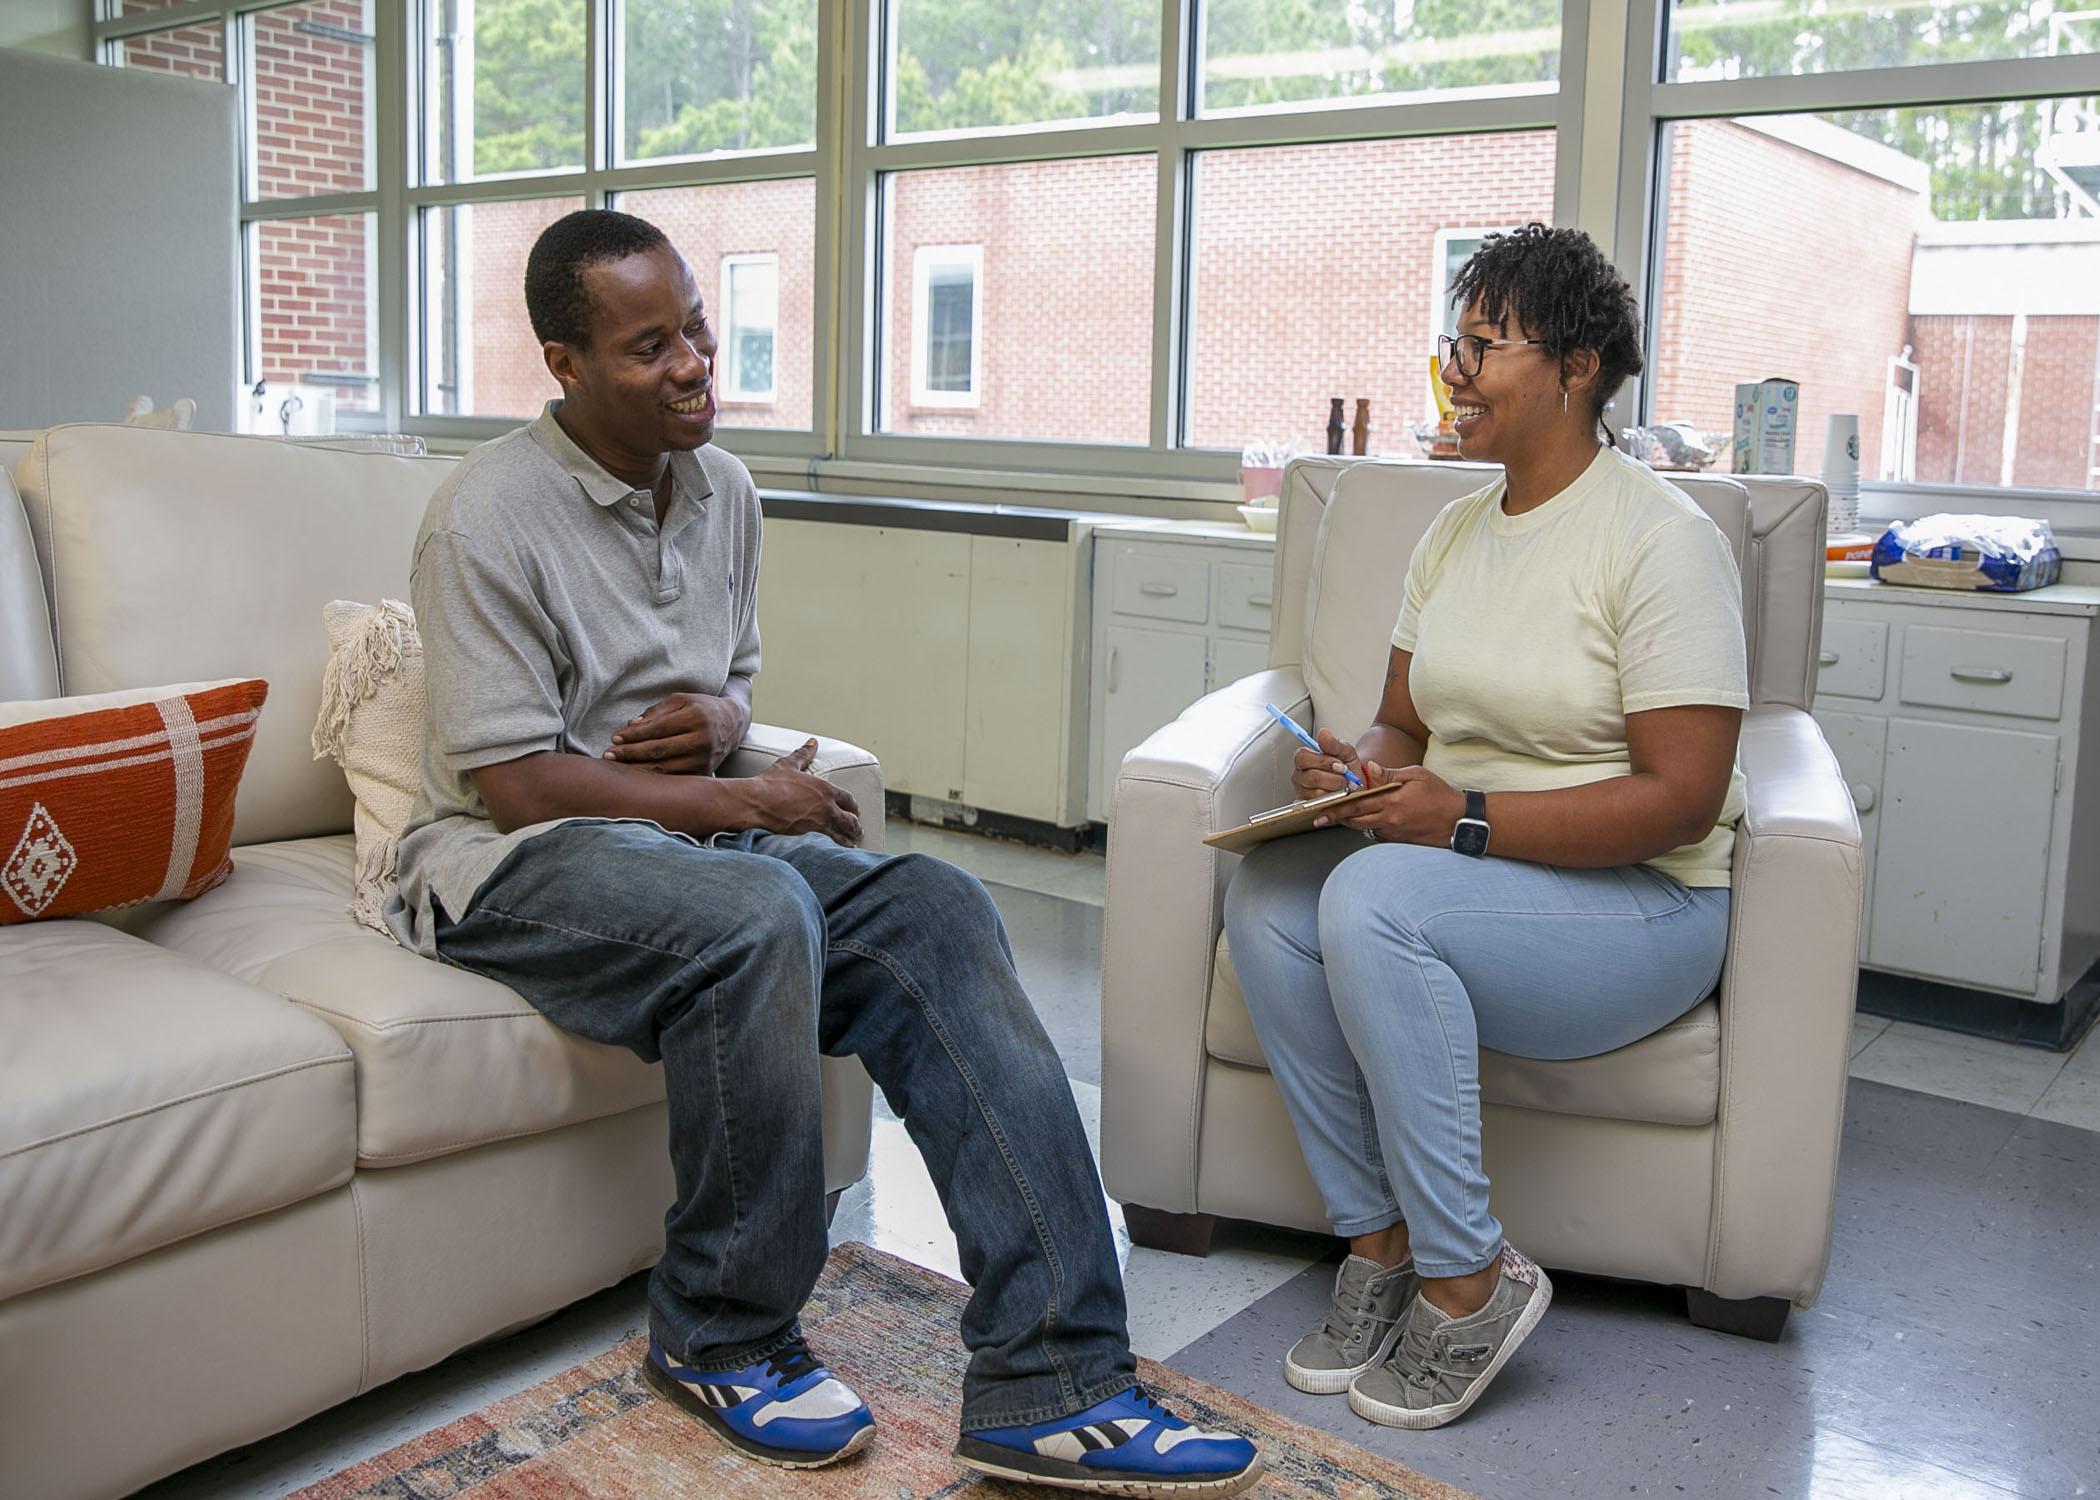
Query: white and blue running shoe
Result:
<box><xmin>955</xmin><ymin>1386</ymin><xmax>1263</xmax><ymax>1496</ymax></box>
<box><xmin>643</xmin><ymin>1334</ymin><xmax>875</xmax><ymax>1468</ymax></box>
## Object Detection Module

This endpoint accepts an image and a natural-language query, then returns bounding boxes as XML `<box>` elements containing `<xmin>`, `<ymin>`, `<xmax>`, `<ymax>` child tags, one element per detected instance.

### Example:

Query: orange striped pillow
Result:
<box><xmin>0</xmin><ymin>679</ymin><xmax>269</xmax><ymax>923</ymax></box>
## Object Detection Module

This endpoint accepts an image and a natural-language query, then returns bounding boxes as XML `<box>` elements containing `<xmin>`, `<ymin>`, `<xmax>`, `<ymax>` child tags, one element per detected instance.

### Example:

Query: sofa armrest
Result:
<box><xmin>717</xmin><ymin>721</ymin><xmax>886</xmax><ymax>854</ymax></box>
<box><xmin>1708</xmin><ymin>704</ymin><xmax>1863</xmax><ymax>1304</ymax></box>
<box><xmin>1100</xmin><ymin>668</ymin><xmax>1309</xmax><ymax>1214</ymax></box>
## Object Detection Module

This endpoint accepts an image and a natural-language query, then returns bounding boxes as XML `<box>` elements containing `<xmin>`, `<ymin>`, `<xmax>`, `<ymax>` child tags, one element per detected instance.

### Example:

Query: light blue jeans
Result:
<box><xmin>1223</xmin><ymin>830</ymin><xmax>1729</xmax><ymax>1278</ymax></box>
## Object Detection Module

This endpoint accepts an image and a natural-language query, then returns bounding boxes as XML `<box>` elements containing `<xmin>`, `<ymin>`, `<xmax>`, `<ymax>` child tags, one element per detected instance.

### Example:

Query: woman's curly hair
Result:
<box><xmin>1448</xmin><ymin>223</ymin><xmax>1644</xmax><ymax>440</ymax></box>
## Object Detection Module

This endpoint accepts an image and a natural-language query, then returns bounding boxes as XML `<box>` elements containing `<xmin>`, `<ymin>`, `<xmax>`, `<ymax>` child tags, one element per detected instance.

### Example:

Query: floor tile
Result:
<box><xmin>1848</xmin><ymin>1022</ymin><xmax>2068</xmax><ymax>1115</ymax></box>
<box><xmin>884</xmin><ymin>819</ymin><xmax>1102</xmax><ymax>906</ymax></box>
<box><xmin>1173</xmin><ymin>1080</ymin><xmax>2099</xmax><ymax>1500</ymax></box>
<box><xmin>2033</xmin><ymin>1031</ymin><xmax>2100</xmax><ymax>1130</ymax></box>
<box><xmin>983</xmin><ymin>880</ymin><xmax>1103</xmax><ymax>1085</ymax></box>
<box><xmin>1849</xmin><ymin>1014</ymin><xmax>1891</xmax><ymax>1057</ymax></box>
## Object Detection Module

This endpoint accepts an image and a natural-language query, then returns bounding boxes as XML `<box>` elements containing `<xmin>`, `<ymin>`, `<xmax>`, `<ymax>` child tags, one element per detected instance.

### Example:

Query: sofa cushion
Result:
<box><xmin>13</xmin><ymin>423</ymin><xmax>455</xmax><ymax>847</ymax></box>
<box><xmin>1205</xmin><ymin>932</ymin><xmax>1722</xmax><ymax>1128</ymax></box>
<box><xmin>129</xmin><ymin>835</ymin><xmax>665</xmax><ymax>1167</ymax></box>
<box><xmin>1</xmin><ymin>464</ymin><xmax>57</xmax><ymax>701</ymax></box>
<box><xmin>0</xmin><ymin>920</ymin><xmax>355</xmax><ymax>1300</ymax></box>
<box><xmin>0</xmin><ymin>679</ymin><xmax>268</xmax><ymax>923</ymax></box>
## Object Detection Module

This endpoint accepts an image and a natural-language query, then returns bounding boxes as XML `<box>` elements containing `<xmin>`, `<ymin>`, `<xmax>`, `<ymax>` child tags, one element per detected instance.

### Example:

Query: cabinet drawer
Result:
<box><xmin>1898</xmin><ymin>625</ymin><xmax>2066</xmax><ymax>721</ymax></box>
<box><xmin>1816</xmin><ymin>618</ymin><xmax>1887</xmax><ymax>700</ymax></box>
<box><xmin>1216</xmin><ymin>562</ymin><xmax>1275</xmax><ymax>634</ymax></box>
<box><xmin>1110</xmin><ymin>552</ymin><xmax>1210</xmax><ymax>625</ymax></box>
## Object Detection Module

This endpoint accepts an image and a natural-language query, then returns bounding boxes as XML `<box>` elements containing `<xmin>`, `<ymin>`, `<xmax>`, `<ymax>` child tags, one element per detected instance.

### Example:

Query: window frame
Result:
<box><xmin>1613</xmin><ymin>0</ymin><xmax>2100</xmax><ymax>502</ymax></box>
<box><xmin>720</xmin><ymin>252</ymin><xmax>781</xmax><ymax>406</ymax></box>
<box><xmin>834</xmin><ymin>0</ymin><xmax>1592</xmax><ymax>485</ymax></box>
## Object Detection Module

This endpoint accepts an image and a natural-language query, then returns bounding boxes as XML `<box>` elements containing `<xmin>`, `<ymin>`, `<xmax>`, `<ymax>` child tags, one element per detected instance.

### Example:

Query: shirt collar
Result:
<box><xmin>528</xmin><ymin>400</ymin><xmax>713</xmax><ymax>512</ymax></box>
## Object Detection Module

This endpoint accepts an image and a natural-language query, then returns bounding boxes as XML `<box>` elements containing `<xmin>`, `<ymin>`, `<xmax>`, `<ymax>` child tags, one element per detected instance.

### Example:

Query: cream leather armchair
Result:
<box><xmin>1101</xmin><ymin>456</ymin><xmax>1861</xmax><ymax>1340</ymax></box>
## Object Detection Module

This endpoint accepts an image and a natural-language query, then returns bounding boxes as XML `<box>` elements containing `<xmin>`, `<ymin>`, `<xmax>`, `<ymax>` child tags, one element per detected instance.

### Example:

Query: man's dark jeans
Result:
<box><xmin>432</xmin><ymin>820</ymin><xmax>1136</xmax><ymax>1431</ymax></box>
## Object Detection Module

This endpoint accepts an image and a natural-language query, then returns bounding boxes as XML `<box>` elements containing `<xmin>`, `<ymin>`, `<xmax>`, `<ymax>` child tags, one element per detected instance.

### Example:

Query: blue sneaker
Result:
<box><xmin>642</xmin><ymin>1334</ymin><xmax>875</xmax><ymax>1468</ymax></box>
<box><xmin>955</xmin><ymin>1386</ymin><xmax>1263</xmax><ymax>1495</ymax></box>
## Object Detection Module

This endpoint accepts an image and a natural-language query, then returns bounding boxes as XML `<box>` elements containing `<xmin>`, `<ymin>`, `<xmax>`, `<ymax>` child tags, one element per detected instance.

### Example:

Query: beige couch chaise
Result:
<box><xmin>1102</xmin><ymin>455</ymin><xmax>1862</xmax><ymax>1342</ymax></box>
<box><xmin>0</xmin><ymin>424</ymin><xmax>878</xmax><ymax>1500</ymax></box>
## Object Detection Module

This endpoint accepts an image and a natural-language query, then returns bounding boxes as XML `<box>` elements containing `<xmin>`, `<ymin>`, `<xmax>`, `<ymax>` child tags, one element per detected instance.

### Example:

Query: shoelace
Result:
<box><xmin>1321</xmin><ymin>1268</ymin><xmax>1385</xmax><ymax>1345</ymax></box>
<box><xmin>1125</xmin><ymin>1386</ymin><xmax>1179</xmax><ymax>1425</ymax></box>
<box><xmin>764</xmin><ymin>1340</ymin><xmax>823</xmax><ymax>1385</ymax></box>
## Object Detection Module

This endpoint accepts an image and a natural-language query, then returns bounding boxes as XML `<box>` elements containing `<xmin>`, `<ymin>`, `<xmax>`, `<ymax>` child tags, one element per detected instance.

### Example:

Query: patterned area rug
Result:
<box><xmin>294</xmin><ymin>1242</ymin><xmax>1479</xmax><ymax>1499</ymax></box>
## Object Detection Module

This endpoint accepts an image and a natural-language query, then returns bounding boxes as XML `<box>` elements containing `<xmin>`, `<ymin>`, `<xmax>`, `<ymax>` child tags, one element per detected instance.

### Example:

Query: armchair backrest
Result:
<box><xmin>1269</xmin><ymin>455</ymin><xmax>1828</xmax><ymax>740</ymax></box>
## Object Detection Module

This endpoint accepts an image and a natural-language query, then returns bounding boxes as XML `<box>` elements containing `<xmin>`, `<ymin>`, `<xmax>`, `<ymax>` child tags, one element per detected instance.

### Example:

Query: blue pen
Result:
<box><xmin>1264</xmin><ymin>703</ymin><xmax>1363</xmax><ymax>788</ymax></box>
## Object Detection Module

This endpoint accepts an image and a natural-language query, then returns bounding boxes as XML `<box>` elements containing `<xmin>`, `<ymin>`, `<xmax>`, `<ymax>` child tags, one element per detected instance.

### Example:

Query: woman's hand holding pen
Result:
<box><xmin>1292</xmin><ymin>727</ymin><xmax>1366</xmax><ymax>800</ymax></box>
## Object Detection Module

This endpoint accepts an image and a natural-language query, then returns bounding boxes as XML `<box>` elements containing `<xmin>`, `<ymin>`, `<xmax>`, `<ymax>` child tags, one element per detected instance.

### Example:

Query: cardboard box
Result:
<box><xmin>1733</xmin><ymin>378</ymin><xmax>1799</xmax><ymax>475</ymax></box>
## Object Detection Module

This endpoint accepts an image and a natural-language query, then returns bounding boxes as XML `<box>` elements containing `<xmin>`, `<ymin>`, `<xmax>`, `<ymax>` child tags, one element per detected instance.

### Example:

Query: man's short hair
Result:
<box><xmin>524</xmin><ymin>209</ymin><xmax>672</xmax><ymax>348</ymax></box>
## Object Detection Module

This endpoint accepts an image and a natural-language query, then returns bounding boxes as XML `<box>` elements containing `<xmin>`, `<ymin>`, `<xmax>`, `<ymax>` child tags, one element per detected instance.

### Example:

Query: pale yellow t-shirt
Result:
<box><xmin>1390</xmin><ymin>445</ymin><xmax>1749</xmax><ymax>888</ymax></box>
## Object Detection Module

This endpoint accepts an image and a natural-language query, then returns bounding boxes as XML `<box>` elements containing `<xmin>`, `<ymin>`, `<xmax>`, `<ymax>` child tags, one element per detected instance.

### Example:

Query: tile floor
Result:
<box><xmin>140</xmin><ymin>821</ymin><xmax>2100</xmax><ymax>1499</ymax></box>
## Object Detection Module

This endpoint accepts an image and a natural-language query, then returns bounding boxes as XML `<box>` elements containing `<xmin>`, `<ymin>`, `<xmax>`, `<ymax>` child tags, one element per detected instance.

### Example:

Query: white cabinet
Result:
<box><xmin>754</xmin><ymin>512</ymin><xmax>1092</xmax><ymax>828</ymax></box>
<box><xmin>1812</xmin><ymin>580</ymin><xmax>2100</xmax><ymax>1005</ymax></box>
<box><xmin>1088</xmin><ymin>530</ymin><xmax>1276</xmax><ymax>822</ymax></box>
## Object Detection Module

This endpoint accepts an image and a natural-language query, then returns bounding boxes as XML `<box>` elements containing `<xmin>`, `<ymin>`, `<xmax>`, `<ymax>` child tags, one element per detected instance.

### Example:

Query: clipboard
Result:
<box><xmin>1203</xmin><ymin>782</ymin><xmax>1398</xmax><ymax>854</ymax></box>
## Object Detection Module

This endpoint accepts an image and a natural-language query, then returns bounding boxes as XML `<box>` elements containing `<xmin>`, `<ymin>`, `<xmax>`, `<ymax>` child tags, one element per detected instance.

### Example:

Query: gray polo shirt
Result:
<box><xmin>384</xmin><ymin>401</ymin><xmax>762</xmax><ymax>955</ymax></box>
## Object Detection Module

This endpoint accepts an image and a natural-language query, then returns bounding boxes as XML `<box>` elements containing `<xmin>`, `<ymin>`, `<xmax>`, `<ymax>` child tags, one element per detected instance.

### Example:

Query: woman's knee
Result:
<box><xmin>1316</xmin><ymin>843</ymin><xmax>1444</xmax><ymax>949</ymax></box>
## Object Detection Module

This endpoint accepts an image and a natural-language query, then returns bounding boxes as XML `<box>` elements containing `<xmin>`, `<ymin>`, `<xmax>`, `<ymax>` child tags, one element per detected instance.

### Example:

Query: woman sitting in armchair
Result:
<box><xmin>1222</xmin><ymin>223</ymin><xmax>1746</xmax><ymax>1430</ymax></box>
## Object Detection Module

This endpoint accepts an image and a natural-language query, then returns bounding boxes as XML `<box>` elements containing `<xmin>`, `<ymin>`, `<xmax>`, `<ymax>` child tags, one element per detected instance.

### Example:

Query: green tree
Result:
<box><xmin>464</xmin><ymin>0</ymin><xmax>587</xmax><ymax>175</ymax></box>
<box><xmin>1670</xmin><ymin>0</ymin><xmax>2086</xmax><ymax>220</ymax></box>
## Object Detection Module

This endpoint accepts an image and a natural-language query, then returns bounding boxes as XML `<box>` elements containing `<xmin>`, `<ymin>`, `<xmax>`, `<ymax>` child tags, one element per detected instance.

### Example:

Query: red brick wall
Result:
<box><xmin>250</xmin><ymin>1</ymin><xmax>371</xmax><ymax>201</ymax></box>
<box><xmin>1911</xmin><ymin>314</ymin><xmax>2100</xmax><ymax>489</ymax></box>
<box><xmin>443</xmin><ymin>197</ymin><xmax>582</xmax><ymax>417</ymax></box>
<box><xmin>116</xmin><ymin>23</ymin><xmax>222</xmax><ymax>81</ymax></box>
<box><xmin>616</xmin><ymin>182</ymin><xmax>816</xmax><ymax>431</ymax></box>
<box><xmin>255</xmin><ymin>214</ymin><xmax>375</xmax><ymax>413</ymax></box>
<box><xmin>1652</xmin><ymin>120</ymin><xmax>1916</xmax><ymax>479</ymax></box>
<box><xmin>884</xmin><ymin>157</ymin><xmax>1156</xmax><ymax>444</ymax></box>
<box><xmin>1186</xmin><ymin>133</ymin><xmax>1557</xmax><ymax>455</ymax></box>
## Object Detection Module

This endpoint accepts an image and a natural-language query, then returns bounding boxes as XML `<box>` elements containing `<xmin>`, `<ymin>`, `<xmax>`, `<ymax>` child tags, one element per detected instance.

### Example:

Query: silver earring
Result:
<box><xmin>1561</xmin><ymin>390</ymin><xmax>1569</xmax><ymax>414</ymax></box>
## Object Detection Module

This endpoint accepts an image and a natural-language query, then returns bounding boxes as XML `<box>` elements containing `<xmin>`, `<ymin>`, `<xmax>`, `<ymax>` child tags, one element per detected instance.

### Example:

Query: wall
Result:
<box><xmin>0</xmin><ymin>0</ymin><xmax>90</xmax><ymax>60</ymax></box>
<box><xmin>0</xmin><ymin>48</ymin><xmax>238</xmax><ymax>430</ymax></box>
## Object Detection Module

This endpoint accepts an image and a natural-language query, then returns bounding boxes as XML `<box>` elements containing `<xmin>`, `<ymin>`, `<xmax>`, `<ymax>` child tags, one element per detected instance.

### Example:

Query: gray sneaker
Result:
<box><xmin>1347</xmin><ymin>1245</ymin><xmax>1551</xmax><ymax>1429</ymax></box>
<box><xmin>1283</xmin><ymin>1254</ymin><xmax>1418</xmax><ymax>1395</ymax></box>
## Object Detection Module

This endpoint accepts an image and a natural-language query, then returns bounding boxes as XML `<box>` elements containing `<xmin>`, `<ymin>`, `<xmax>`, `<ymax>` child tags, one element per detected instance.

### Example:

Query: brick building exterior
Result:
<box><xmin>110</xmin><ymin>19</ymin><xmax>2100</xmax><ymax>491</ymax></box>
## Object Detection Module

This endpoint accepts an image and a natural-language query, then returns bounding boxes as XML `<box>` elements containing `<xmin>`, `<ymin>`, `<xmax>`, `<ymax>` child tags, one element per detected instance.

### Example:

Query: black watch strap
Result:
<box><xmin>1451</xmin><ymin>788</ymin><xmax>1491</xmax><ymax>857</ymax></box>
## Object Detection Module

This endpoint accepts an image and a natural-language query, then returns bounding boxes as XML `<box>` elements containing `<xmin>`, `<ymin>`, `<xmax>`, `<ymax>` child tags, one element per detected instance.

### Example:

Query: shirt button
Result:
<box><xmin>628</xmin><ymin>497</ymin><xmax>643</xmax><ymax>510</ymax></box>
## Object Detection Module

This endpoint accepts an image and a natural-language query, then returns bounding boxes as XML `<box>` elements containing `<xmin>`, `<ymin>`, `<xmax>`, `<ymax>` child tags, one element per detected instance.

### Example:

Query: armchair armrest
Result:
<box><xmin>1708</xmin><ymin>704</ymin><xmax>1863</xmax><ymax>1305</ymax></box>
<box><xmin>718</xmin><ymin>721</ymin><xmax>886</xmax><ymax>853</ymax></box>
<box><xmin>1100</xmin><ymin>668</ymin><xmax>1310</xmax><ymax>1214</ymax></box>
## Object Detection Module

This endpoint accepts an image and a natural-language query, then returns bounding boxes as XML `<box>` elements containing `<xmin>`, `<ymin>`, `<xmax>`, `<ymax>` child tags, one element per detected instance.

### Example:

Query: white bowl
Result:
<box><xmin>1237</xmin><ymin>504</ymin><xmax>1278</xmax><ymax>533</ymax></box>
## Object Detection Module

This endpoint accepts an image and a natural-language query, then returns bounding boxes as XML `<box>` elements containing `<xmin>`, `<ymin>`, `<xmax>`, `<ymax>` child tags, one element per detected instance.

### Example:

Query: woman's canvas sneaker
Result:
<box><xmin>1347</xmin><ymin>1245</ymin><xmax>1552</xmax><ymax>1430</ymax></box>
<box><xmin>1284</xmin><ymin>1253</ymin><xmax>1418</xmax><ymax>1394</ymax></box>
<box><xmin>642</xmin><ymin>1334</ymin><xmax>875</xmax><ymax>1468</ymax></box>
<box><xmin>955</xmin><ymin>1386</ymin><xmax>1264</xmax><ymax>1496</ymax></box>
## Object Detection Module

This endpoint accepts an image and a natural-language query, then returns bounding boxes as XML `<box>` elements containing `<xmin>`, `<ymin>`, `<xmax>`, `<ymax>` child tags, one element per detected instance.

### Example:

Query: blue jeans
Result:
<box><xmin>1223</xmin><ymin>830</ymin><xmax>1729</xmax><ymax>1278</ymax></box>
<box><xmin>431</xmin><ymin>820</ymin><xmax>1136</xmax><ymax>1431</ymax></box>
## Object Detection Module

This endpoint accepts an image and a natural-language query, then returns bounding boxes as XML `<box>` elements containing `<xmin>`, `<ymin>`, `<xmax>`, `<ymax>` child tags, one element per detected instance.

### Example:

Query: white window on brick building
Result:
<box><xmin>911</xmin><ymin>246</ymin><xmax>982</xmax><ymax>409</ymax></box>
<box><xmin>721</xmin><ymin>255</ymin><xmax>778</xmax><ymax>405</ymax></box>
<box><xmin>1433</xmin><ymin>231</ymin><xmax>1491</xmax><ymax>339</ymax></box>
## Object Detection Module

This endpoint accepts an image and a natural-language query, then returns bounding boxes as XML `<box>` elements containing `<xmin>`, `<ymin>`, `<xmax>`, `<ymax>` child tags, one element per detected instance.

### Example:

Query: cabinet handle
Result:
<box><xmin>1249</xmin><ymin>593</ymin><xmax>1273</xmax><ymax>608</ymax></box>
<box><xmin>1949</xmin><ymin>666</ymin><xmax>2014</xmax><ymax>684</ymax></box>
<box><xmin>1107</xmin><ymin>646</ymin><xmax>1120</xmax><ymax>694</ymax></box>
<box><xmin>1818</xmin><ymin>651</ymin><xmax>1839</xmax><ymax>667</ymax></box>
<box><xmin>1851</xmin><ymin>783</ymin><xmax>1876</xmax><ymax>813</ymax></box>
<box><xmin>1139</xmin><ymin>582</ymin><xmax>1179</xmax><ymax>598</ymax></box>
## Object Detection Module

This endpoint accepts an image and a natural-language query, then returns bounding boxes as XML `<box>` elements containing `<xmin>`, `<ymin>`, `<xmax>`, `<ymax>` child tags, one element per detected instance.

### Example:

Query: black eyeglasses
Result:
<box><xmin>1437</xmin><ymin>333</ymin><xmax>1544</xmax><ymax>378</ymax></box>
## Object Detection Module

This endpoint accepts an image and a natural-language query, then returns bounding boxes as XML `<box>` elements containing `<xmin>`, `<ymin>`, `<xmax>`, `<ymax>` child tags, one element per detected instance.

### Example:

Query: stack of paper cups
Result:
<box><xmin>1822</xmin><ymin>413</ymin><xmax>1861</xmax><ymax>535</ymax></box>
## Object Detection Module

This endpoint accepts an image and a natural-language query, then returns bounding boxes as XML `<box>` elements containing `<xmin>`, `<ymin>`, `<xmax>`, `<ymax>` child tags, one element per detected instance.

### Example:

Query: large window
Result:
<box><xmin>1629</xmin><ymin>0</ymin><xmax>2100</xmax><ymax>495</ymax></box>
<box><xmin>94</xmin><ymin>0</ymin><xmax>2100</xmax><ymax>503</ymax></box>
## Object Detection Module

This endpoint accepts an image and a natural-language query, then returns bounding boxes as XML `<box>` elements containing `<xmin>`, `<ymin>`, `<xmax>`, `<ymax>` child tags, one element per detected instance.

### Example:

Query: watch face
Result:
<box><xmin>1452</xmin><ymin>818</ymin><xmax>1490</xmax><ymax>857</ymax></box>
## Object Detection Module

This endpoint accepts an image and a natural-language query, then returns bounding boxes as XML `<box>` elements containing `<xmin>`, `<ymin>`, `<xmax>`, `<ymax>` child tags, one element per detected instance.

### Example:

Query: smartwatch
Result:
<box><xmin>1450</xmin><ymin>789</ymin><xmax>1490</xmax><ymax>857</ymax></box>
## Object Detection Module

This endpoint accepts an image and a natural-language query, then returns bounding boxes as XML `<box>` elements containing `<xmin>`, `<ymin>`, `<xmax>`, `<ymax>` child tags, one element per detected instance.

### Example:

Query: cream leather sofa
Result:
<box><xmin>1102</xmin><ymin>455</ymin><xmax>1860</xmax><ymax>1342</ymax></box>
<box><xmin>0</xmin><ymin>424</ymin><xmax>876</xmax><ymax>1500</ymax></box>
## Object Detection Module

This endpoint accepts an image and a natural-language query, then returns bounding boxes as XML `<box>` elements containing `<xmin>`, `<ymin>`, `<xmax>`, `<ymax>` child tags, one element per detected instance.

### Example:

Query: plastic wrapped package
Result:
<box><xmin>1869</xmin><ymin>513</ymin><xmax>2062</xmax><ymax>592</ymax></box>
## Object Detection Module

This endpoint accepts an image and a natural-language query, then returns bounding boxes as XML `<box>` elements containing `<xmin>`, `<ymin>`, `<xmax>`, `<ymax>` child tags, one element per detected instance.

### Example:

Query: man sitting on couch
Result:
<box><xmin>382</xmin><ymin>209</ymin><xmax>1260</xmax><ymax>1496</ymax></box>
